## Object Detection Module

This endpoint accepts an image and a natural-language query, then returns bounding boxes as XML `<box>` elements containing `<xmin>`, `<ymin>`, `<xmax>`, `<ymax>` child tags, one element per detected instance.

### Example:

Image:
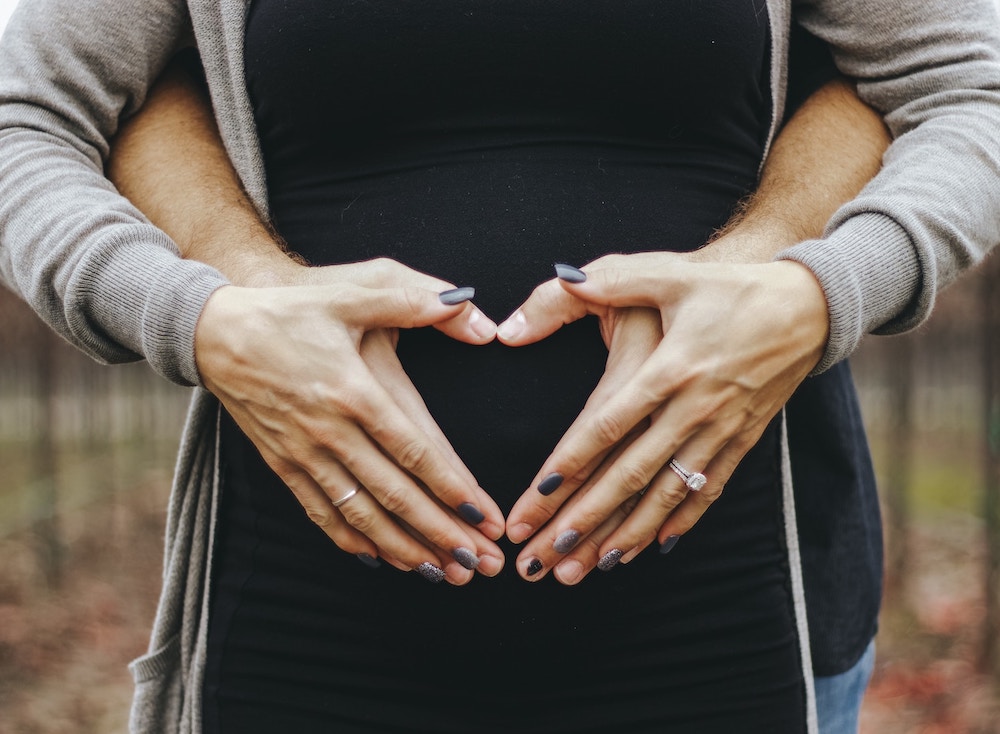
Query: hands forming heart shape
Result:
<box><xmin>194</xmin><ymin>251</ymin><xmax>829</xmax><ymax>586</ymax></box>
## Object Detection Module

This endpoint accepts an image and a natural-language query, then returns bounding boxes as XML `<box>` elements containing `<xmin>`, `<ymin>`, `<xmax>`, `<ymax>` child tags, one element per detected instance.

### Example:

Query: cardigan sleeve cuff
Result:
<box><xmin>65</xmin><ymin>224</ymin><xmax>229</xmax><ymax>387</ymax></box>
<box><xmin>775</xmin><ymin>213</ymin><xmax>922</xmax><ymax>374</ymax></box>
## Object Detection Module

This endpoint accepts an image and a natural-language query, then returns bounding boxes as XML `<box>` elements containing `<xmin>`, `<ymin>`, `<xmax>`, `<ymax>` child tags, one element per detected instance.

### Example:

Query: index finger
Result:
<box><xmin>506</xmin><ymin>344</ymin><xmax>676</xmax><ymax>533</ymax></box>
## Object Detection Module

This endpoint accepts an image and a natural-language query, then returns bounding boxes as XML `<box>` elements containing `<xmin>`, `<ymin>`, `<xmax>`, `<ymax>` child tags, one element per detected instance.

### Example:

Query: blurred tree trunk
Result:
<box><xmin>31</xmin><ymin>327</ymin><xmax>63</xmax><ymax>588</ymax></box>
<box><xmin>884</xmin><ymin>333</ymin><xmax>915</xmax><ymax>604</ymax></box>
<box><xmin>982</xmin><ymin>261</ymin><xmax>1000</xmax><ymax>678</ymax></box>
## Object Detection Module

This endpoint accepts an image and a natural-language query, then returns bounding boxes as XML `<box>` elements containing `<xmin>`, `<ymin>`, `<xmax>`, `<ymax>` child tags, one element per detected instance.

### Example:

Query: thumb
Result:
<box><xmin>552</xmin><ymin>261</ymin><xmax>676</xmax><ymax>310</ymax></box>
<box><xmin>496</xmin><ymin>276</ymin><xmax>591</xmax><ymax>346</ymax></box>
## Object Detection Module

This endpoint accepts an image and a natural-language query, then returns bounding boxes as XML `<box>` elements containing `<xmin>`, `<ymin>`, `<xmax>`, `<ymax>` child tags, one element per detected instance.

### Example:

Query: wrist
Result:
<box><xmin>764</xmin><ymin>260</ymin><xmax>830</xmax><ymax>369</ymax></box>
<box><xmin>193</xmin><ymin>285</ymin><xmax>247</xmax><ymax>389</ymax></box>
<box><xmin>194</xmin><ymin>237</ymin><xmax>308</xmax><ymax>288</ymax></box>
<box><xmin>695</xmin><ymin>219</ymin><xmax>803</xmax><ymax>266</ymax></box>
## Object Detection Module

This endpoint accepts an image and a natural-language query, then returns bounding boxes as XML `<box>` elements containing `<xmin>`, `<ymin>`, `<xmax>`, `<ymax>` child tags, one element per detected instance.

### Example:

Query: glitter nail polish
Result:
<box><xmin>527</xmin><ymin>558</ymin><xmax>544</xmax><ymax>576</ymax></box>
<box><xmin>453</xmin><ymin>547</ymin><xmax>481</xmax><ymax>570</ymax></box>
<box><xmin>416</xmin><ymin>562</ymin><xmax>446</xmax><ymax>583</ymax></box>
<box><xmin>553</xmin><ymin>529</ymin><xmax>581</xmax><ymax>554</ymax></box>
<box><xmin>597</xmin><ymin>548</ymin><xmax>624</xmax><ymax>572</ymax></box>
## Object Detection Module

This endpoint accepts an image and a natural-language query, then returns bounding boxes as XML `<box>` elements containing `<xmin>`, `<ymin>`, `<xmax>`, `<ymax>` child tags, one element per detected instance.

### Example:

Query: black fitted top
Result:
<box><xmin>245</xmin><ymin>0</ymin><xmax>770</xmax><ymax>498</ymax></box>
<box><xmin>203</xmin><ymin>3</ymin><xmax>879</xmax><ymax>732</ymax></box>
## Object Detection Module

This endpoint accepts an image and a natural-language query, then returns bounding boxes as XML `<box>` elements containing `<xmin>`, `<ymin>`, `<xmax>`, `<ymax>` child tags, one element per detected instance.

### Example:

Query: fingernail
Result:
<box><xmin>597</xmin><ymin>548</ymin><xmax>624</xmax><ymax>572</ymax></box>
<box><xmin>445</xmin><ymin>562</ymin><xmax>475</xmax><ymax>585</ymax></box>
<box><xmin>555</xmin><ymin>559</ymin><xmax>584</xmax><ymax>585</ymax></box>
<box><xmin>659</xmin><ymin>535</ymin><xmax>681</xmax><ymax>555</ymax></box>
<box><xmin>452</xmin><ymin>547</ymin><xmax>481</xmax><ymax>571</ymax></box>
<box><xmin>526</xmin><ymin>558</ymin><xmax>544</xmax><ymax>576</ymax></box>
<box><xmin>537</xmin><ymin>472</ymin><xmax>564</xmax><ymax>496</ymax></box>
<box><xmin>553</xmin><ymin>529</ymin><xmax>581</xmax><ymax>554</ymax></box>
<box><xmin>356</xmin><ymin>553</ymin><xmax>381</xmax><ymax>569</ymax></box>
<box><xmin>479</xmin><ymin>554</ymin><xmax>504</xmax><ymax>577</ymax></box>
<box><xmin>439</xmin><ymin>286</ymin><xmax>475</xmax><ymax>305</ymax></box>
<box><xmin>497</xmin><ymin>309</ymin><xmax>526</xmax><ymax>341</ymax></box>
<box><xmin>468</xmin><ymin>309</ymin><xmax>497</xmax><ymax>339</ymax></box>
<box><xmin>509</xmin><ymin>522</ymin><xmax>534</xmax><ymax>544</ymax></box>
<box><xmin>620</xmin><ymin>546</ymin><xmax>641</xmax><ymax>564</ymax></box>
<box><xmin>416</xmin><ymin>561</ymin><xmax>446</xmax><ymax>583</ymax></box>
<box><xmin>554</xmin><ymin>263</ymin><xmax>587</xmax><ymax>283</ymax></box>
<box><xmin>457</xmin><ymin>502</ymin><xmax>485</xmax><ymax>525</ymax></box>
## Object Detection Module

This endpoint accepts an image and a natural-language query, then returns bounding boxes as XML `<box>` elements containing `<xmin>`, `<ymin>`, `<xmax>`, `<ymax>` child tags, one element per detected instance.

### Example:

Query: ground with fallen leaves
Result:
<box><xmin>0</xmin><ymin>475</ymin><xmax>997</xmax><ymax>733</ymax></box>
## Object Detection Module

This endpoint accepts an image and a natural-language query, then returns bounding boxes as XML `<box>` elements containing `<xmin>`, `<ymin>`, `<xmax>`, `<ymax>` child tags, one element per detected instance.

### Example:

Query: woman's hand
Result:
<box><xmin>498</xmin><ymin>252</ymin><xmax>829</xmax><ymax>582</ymax></box>
<box><xmin>195</xmin><ymin>258</ymin><xmax>506</xmax><ymax>584</ymax></box>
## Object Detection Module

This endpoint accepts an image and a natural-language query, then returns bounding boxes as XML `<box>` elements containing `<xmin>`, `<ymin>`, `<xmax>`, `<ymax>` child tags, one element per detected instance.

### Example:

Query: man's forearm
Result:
<box><xmin>698</xmin><ymin>78</ymin><xmax>890</xmax><ymax>264</ymax></box>
<box><xmin>107</xmin><ymin>59</ymin><xmax>299</xmax><ymax>287</ymax></box>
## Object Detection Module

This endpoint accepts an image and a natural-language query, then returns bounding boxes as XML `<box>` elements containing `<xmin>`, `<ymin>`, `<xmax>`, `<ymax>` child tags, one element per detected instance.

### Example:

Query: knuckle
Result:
<box><xmin>395</xmin><ymin>287</ymin><xmax>430</xmax><ymax>324</ymax></box>
<box><xmin>699</xmin><ymin>483</ymin><xmax>724</xmax><ymax>502</ymax></box>
<box><xmin>326</xmin><ymin>383</ymin><xmax>369</xmax><ymax>420</ymax></box>
<box><xmin>394</xmin><ymin>439</ymin><xmax>435</xmax><ymax>477</ymax></box>
<box><xmin>594</xmin><ymin>411</ymin><xmax>628</xmax><ymax>445</ymax></box>
<box><xmin>340</xmin><ymin>504</ymin><xmax>379</xmax><ymax>535</ymax></box>
<box><xmin>371</xmin><ymin>257</ymin><xmax>401</xmax><ymax>283</ymax></box>
<box><xmin>376</xmin><ymin>484</ymin><xmax>412</xmax><ymax>516</ymax></box>
<box><xmin>614</xmin><ymin>461</ymin><xmax>653</xmax><ymax>495</ymax></box>
<box><xmin>305</xmin><ymin>506</ymin><xmax>336</xmax><ymax>529</ymax></box>
<box><xmin>592</xmin><ymin>253</ymin><xmax>623</xmax><ymax>269</ymax></box>
<box><xmin>651</xmin><ymin>484</ymin><xmax>688</xmax><ymax>511</ymax></box>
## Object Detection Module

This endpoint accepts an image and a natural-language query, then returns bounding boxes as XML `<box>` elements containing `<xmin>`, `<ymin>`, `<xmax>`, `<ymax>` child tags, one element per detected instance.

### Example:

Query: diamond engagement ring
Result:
<box><xmin>332</xmin><ymin>486</ymin><xmax>361</xmax><ymax>508</ymax></box>
<box><xmin>668</xmin><ymin>459</ymin><xmax>707</xmax><ymax>492</ymax></box>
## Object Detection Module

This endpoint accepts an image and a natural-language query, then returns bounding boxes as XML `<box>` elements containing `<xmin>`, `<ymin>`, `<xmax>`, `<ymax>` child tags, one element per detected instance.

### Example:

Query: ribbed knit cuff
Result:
<box><xmin>775</xmin><ymin>213</ymin><xmax>920</xmax><ymax>374</ymax></box>
<box><xmin>64</xmin><ymin>224</ymin><xmax>229</xmax><ymax>387</ymax></box>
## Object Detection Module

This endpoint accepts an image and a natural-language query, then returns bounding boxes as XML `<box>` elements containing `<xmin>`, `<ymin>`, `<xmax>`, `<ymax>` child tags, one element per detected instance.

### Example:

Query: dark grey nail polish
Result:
<box><xmin>553</xmin><ymin>529</ymin><xmax>581</xmax><ymax>554</ymax></box>
<box><xmin>554</xmin><ymin>263</ymin><xmax>587</xmax><ymax>283</ymax></box>
<box><xmin>453</xmin><ymin>547</ymin><xmax>481</xmax><ymax>571</ymax></box>
<box><xmin>439</xmin><ymin>286</ymin><xmax>476</xmax><ymax>305</ymax></box>
<box><xmin>537</xmin><ymin>472</ymin><xmax>564</xmax><ymax>496</ymax></box>
<box><xmin>660</xmin><ymin>535</ymin><xmax>681</xmax><ymax>555</ymax></box>
<box><xmin>527</xmin><ymin>558</ymin><xmax>544</xmax><ymax>576</ymax></box>
<box><xmin>457</xmin><ymin>502</ymin><xmax>485</xmax><ymax>524</ymax></box>
<box><xmin>356</xmin><ymin>553</ymin><xmax>381</xmax><ymax>569</ymax></box>
<box><xmin>597</xmin><ymin>548</ymin><xmax>624</xmax><ymax>572</ymax></box>
<box><xmin>416</xmin><ymin>561</ymin><xmax>446</xmax><ymax>583</ymax></box>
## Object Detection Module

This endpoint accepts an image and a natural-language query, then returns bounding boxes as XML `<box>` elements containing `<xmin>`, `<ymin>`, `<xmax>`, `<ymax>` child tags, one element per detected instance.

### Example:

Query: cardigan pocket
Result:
<box><xmin>128</xmin><ymin>634</ymin><xmax>183</xmax><ymax>734</ymax></box>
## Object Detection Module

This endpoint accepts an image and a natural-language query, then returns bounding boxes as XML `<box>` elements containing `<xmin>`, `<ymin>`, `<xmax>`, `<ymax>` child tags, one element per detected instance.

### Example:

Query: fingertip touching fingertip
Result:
<box><xmin>467</xmin><ymin>309</ymin><xmax>498</xmax><ymax>340</ymax></box>
<box><xmin>507</xmin><ymin>522</ymin><xmax>534</xmax><ymax>544</ymax></box>
<box><xmin>496</xmin><ymin>309</ymin><xmax>526</xmax><ymax>342</ymax></box>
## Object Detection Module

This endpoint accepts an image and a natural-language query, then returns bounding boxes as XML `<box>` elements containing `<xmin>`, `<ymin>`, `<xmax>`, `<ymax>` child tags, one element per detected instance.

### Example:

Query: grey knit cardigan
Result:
<box><xmin>1</xmin><ymin>0</ymin><xmax>1000</xmax><ymax>732</ymax></box>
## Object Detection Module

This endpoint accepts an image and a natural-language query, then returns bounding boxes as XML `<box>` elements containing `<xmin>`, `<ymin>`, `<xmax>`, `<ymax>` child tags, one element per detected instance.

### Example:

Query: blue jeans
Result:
<box><xmin>814</xmin><ymin>640</ymin><xmax>876</xmax><ymax>734</ymax></box>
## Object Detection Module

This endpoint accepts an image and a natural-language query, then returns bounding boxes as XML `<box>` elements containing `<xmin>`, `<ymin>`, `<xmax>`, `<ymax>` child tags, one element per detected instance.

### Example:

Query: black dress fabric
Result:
<box><xmin>201</xmin><ymin>2</ymin><xmax>873</xmax><ymax>731</ymax></box>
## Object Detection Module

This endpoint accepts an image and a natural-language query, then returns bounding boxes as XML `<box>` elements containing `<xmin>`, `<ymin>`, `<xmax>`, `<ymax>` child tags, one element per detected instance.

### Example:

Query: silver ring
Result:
<box><xmin>331</xmin><ymin>486</ymin><xmax>360</xmax><ymax>508</ymax></box>
<box><xmin>668</xmin><ymin>459</ymin><xmax>707</xmax><ymax>492</ymax></box>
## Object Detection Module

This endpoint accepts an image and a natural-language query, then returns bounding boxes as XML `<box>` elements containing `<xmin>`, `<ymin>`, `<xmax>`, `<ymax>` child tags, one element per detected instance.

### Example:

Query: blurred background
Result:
<box><xmin>2</xmin><ymin>0</ymin><xmax>1000</xmax><ymax>732</ymax></box>
<box><xmin>3</xmin><ymin>249</ymin><xmax>999</xmax><ymax>734</ymax></box>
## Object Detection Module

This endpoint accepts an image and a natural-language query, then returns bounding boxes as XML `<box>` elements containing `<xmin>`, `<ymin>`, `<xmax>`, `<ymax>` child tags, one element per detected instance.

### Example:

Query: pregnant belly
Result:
<box><xmin>397</xmin><ymin>320</ymin><xmax>606</xmax><ymax>510</ymax></box>
<box><xmin>269</xmin><ymin>150</ymin><xmax>745</xmax><ymax>506</ymax></box>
